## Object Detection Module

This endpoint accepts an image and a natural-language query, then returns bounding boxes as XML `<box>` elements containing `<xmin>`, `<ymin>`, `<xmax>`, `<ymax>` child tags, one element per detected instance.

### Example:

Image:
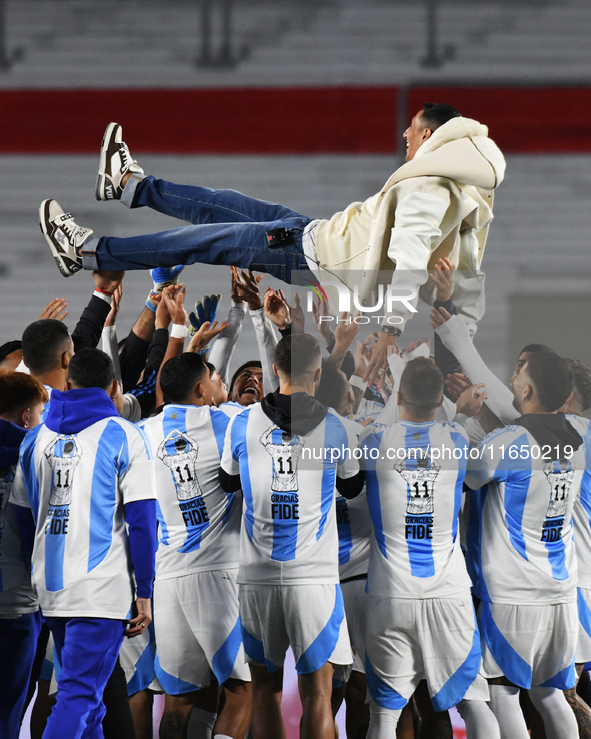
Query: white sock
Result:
<box><xmin>366</xmin><ymin>699</ymin><xmax>402</xmax><ymax>739</ymax></box>
<box><xmin>529</xmin><ymin>686</ymin><xmax>579</xmax><ymax>739</ymax></box>
<box><xmin>488</xmin><ymin>685</ymin><xmax>529</xmax><ymax>739</ymax></box>
<box><xmin>456</xmin><ymin>699</ymin><xmax>501</xmax><ymax>739</ymax></box>
<box><xmin>214</xmin><ymin>735</ymin><xmax>233</xmax><ymax>739</ymax></box>
<box><xmin>187</xmin><ymin>707</ymin><xmax>217</xmax><ymax>739</ymax></box>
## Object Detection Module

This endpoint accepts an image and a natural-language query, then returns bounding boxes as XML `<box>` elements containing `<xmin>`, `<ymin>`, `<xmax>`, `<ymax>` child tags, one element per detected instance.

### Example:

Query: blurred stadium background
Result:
<box><xmin>6</xmin><ymin>1</ymin><xmax>591</xmax><ymax>736</ymax></box>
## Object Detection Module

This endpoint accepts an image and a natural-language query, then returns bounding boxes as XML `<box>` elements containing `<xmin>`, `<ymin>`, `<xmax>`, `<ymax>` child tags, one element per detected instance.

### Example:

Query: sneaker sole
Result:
<box><xmin>95</xmin><ymin>121</ymin><xmax>119</xmax><ymax>201</ymax></box>
<box><xmin>39</xmin><ymin>199</ymin><xmax>80</xmax><ymax>278</ymax></box>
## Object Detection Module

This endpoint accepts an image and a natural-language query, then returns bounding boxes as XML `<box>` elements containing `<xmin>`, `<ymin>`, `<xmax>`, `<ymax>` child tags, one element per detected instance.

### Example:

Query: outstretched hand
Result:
<box><xmin>39</xmin><ymin>298</ymin><xmax>68</xmax><ymax>321</ymax></box>
<box><xmin>235</xmin><ymin>270</ymin><xmax>263</xmax><ymax>311</ymax></box>
<box><xmin>93</xmin><ymin>270</ymin><xmax>125</xmax><ymax>294</ymax></box>
<box><xmin>431</xmin><ymin>306</ymin><xmax>453</xmax><ymax>329</ymax></box>
<box><xmin>363</xmin><ymin>332</ymin><xmax>398</xmax><ymax>386</ymax></box>
<box><xmin>445</xmin><ymin>372</ymin><xmax>472</xmax><ymax>400</ymax></box>
<box><xmin>264</xmin><ymin>288</ymin><xmax>291</xmax><ymax>331</ymax></box>
<box><xmin>187</xmin><ymin>320</ymin><xmax>229</xmax><ymax>354</ymax></box>
<box><xmin>162</xmin><ymin>285</ymin><xmax>188</xmax><ymax>327</ymax></box>
<box><xmin>104</xmin><ymin>284</ymin><xmax>123</xmax><ymax>328</ymax></box>
<box><xmin>455</xmin><ymin>383</ymin><xmax>488</xmax><ymax>417</ymax></box>
<box><xmin>430</xmin><ymin>257</ymin><xmax>455</xmax><ymax>303</ymax></box>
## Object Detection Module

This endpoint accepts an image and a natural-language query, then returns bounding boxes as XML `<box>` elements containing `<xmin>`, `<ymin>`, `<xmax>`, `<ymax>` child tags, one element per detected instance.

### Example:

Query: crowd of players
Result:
<box><xmin>2</xmin><ymin>111</ymin><xmax>591</xmax><ymax>739</ymax></box>
<box><xmin>2</xmin><ymin>260</ymin><xmax>591</xmax><ymax>739</ymax></box>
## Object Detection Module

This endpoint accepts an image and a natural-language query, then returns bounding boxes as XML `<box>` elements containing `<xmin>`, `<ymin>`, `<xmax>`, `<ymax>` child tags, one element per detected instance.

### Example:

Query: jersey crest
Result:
<box><xmin>44</xmin><ymin>435</ymin><xmax>82</xmax><ymax>507</ymax></box>
<box><xmin>259</xmin><ymin>425</ymin><xmax>305</xmax><ymax>493</ymax></box>
<box><xmin>544</xmin><ymin>459</ymin><xmax>575</xmax><ymax>519</ymax></box>
<box><xmin>157</xmin><ymin>429</ymin><xmax>202</xmax><ymax>501</ymax></box>
<box><xmin>395</xmin><ymin>450</ymin><xmax>440</xmax><ymax>515</ymax></box>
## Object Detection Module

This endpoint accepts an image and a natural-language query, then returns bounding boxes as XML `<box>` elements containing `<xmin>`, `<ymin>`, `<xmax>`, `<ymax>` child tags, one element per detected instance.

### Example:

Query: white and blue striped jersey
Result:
<box><xmin>465</xmin><ymin>425</ymin><xmax>587</xmax><ymax>605</ymax></box>
<box><xmin>360</xmin><ymin>420</ymin><xmax>471</xmax><ymax>599</ymax></box>
<box><xmin>567</xmin><ymin>415</ymin><xmax>591</xmax><ymax>589</ymax></box>
<box><xmin>221</xmin><ymin>404</ymin><xmax>360</xmax><ymax>585</ymax></box>
<box><xmin>142</xmin><ymin>404</ymin><xmax>241</xmax><ymax>580</ymax></box>
<box><xmin>11</xmin><ymin>417</ymin><xmax>156</xmax><ymax>619</ymax></box>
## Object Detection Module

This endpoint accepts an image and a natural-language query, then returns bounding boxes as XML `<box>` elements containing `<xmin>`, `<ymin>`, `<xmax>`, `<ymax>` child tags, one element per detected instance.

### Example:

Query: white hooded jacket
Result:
<box><xmin>313</xmin><ymin>116</ymin><xmax>506</xmax><ymax>329</ymax></box>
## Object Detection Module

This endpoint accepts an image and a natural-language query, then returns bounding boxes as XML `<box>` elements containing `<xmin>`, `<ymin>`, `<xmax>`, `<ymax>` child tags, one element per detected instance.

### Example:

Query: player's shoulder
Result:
<box><xmin>567</xmin><ymin>414</ymin><xmax>590</xmax><ymax>436</ymax></box>
<box><xmin>479</xmin><ymin>424</ymin><xmax>526</xmax><ymax>447</ymax></box>
<box><xmin>438</xmin><ymin>420</ymin><xmax>470</xmax><ymax>442</ymax></box>
<box><xmin>326</xmin><ymin>408</ymin><xmax>354</xmax><ymax>430</ymax></box>
<box><xmin>219</xmin><ymin>401</ymin><xmax>250</xmax><ymax>419</ymax></box>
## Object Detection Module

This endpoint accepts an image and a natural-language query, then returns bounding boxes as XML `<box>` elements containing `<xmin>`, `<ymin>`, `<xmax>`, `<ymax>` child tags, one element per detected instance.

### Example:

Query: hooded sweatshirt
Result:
<box><xmin>514</xmin><ymin>413</ymin><xmax>583</xmax><ymax>461</ymax></box>
<box><xmin>314</xmin><ymin>116</ymin><xmax>506</xmax><ymax>330</ymax></box>
<box><xmin>19</xmin><ymin>387</ymin><xmax>156</xmax><ymax>602</ymax></box>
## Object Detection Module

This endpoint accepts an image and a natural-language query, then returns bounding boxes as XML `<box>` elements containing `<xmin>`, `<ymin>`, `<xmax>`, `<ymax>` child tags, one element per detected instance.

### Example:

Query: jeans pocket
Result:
<box><xmin>251</xmin><ymin>263</ymin><xmax>288</xmax><ymax>283</ymax></box>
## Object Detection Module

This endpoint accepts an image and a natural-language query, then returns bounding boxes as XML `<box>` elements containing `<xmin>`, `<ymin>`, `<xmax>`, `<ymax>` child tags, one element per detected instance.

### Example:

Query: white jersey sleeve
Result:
<box><xmin>567</xmin><ymin>415</ymin><xmax>591</xmax><ymax>588</ymax></box>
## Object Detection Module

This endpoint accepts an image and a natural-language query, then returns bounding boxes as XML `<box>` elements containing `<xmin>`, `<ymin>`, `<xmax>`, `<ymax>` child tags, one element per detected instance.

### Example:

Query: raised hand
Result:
<box><xmin>39</xmin><ymin>297</ymin><xmax>68</xmax><ymax>321</ymax></box>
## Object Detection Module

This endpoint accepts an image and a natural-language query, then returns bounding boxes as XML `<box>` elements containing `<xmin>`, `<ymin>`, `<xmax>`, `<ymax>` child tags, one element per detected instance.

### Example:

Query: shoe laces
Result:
<box><xmin>119</xmin><ymin>141</ymin><xmax>138</xmax><ymax>174</ymax></box>
<box><xmin>60</xmin><ymin>214</ymin><xmax>82</xmax><ymax>244</ymax></box>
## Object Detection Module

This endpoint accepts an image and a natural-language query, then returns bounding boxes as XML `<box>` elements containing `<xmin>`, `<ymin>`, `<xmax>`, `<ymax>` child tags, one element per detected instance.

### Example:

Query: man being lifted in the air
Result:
<box><xmin>40</xmin><ymin>103</ymin><xmax>505</xmax><ymax>383</ymax></box>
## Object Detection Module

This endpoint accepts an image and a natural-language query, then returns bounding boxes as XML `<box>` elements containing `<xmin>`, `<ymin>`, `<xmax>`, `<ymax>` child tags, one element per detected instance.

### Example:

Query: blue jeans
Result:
<box><xmin>44</xmin><ymin>616</ymin><xmax>125</xmax><ymax>739</ymax></box>
<box><xmin>82</xmin><ymin>176</ymin><xmax>313</xmax><ymax>284</ymax></box>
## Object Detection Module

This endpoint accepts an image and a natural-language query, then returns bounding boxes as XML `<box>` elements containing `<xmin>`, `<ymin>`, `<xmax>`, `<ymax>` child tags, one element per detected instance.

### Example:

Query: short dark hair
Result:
<box><xmin>399</xmin><ymin>358</ymin><xmax>444</xmax><ymax>416</ymax></box>
<box><xmin>229</xmin><ymin>361</ymin><xmax>262</xmax><ymax>392</ymax></box>
<box><xmin>564</xmin><ymin>358</ymin><xmax>591</xmax><ymax>412</ymax></box>
<box><xmin>420</xmin><ymin>103</ymin><xmax>461</xmax><ymax>131</ymax></box>
<box><xmin>68</xmin><ymin>348</ymin><xmax>115</xmax><ymax>391</ymax></box>
<box><xmin>160</xmin><ymin>353</ymin><xmax>208</xmax><ymax>405</ymax></box>
<box><xmin>22</xmin><ymin>320</ymin><xmax>71</xmax><ymax>375</ymax></box>
<box><xmin>0</xmin><ymin>340</ymin><xmax>22</xmax><ymax>365</ymax></box>
<box><xmin>0</xmin><ymin>371</ymin><xmax>49</xmax><ymax>415</ymax></box>
<box><xmin>519</xmin><ymin>343</ymin><xmax>556</xmax><ymax>357</ymax></box>
<box><xmin>316</xmin><ymin>363</ymin><xmax>350</xmax><ymax>411</ymax></box>
<box><xmin>524</xmin><ymin>352</ymin><xmax>573</xmax><ymax>413</ymax></box>
<box><xmin>275</xmin><ymin>334</ymin><xmax>321</xmax><ymax>380</ymax></box>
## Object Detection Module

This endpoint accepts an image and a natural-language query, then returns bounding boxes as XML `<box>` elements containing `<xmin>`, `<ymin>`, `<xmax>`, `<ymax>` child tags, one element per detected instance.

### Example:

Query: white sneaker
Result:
<box><xmin>95</xmin><ymin>122</ymin><xmax>144</xmax><ymax>201</ymax></box>
<box><xmin>39</xmin><ymin>199</ymin><xmax>93</xmax><ymax>277</ymax></box>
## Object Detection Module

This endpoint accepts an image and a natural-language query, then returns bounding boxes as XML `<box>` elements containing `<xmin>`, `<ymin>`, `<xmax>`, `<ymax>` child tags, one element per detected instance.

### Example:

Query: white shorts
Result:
<box><xmin>154</xmin><ymin>570</ymin><xmax>250</xmax><ymax>695</ymax></box>
<box><xmin>119</xmin><ymin>624</ymin><xmax>162</xmax><ymax>695</ymax></box>
<box><xmin>333</xmin><ymin>577</ymin><xmax>368</xmax><ymax>683</ymax></box>
<box><xmin>239</xmin><ymin>583</ymin><xmax>352</xmax><ymax>675</ymax></box>
<box><xmin>576</xmin><ymin>588</ymin><xmax>591</xmax><ymax>664</ymax></box>
<box><xmin>365</xmin><ymin>594</ymin><xmax>486</xmax><ymax>712</ymax></box>
<box><xmin>479</xmin><ymin>600</ymin><xmax>578</xmax><ymax>689</ymax></box>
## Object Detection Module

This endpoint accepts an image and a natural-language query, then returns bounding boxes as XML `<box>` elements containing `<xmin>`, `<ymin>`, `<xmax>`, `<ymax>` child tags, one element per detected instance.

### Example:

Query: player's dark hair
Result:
<box><xmin>399</xmin><ymin>358</ymin><xmax>444</xmax><ymax>417</ymax></box>
<box><xmin>420</xmin><ymin>103</ymin><xmax>461</xmax><ymax>131</ymax></box>
<box><xmin>22</xmin><ymin>320</ymin><xmax>71</xmax><ymax>375</ymax></box>
<box><xmin>0</xmin><ymin>340</ymin><xmax>22</xmax><ymax>365</ymax></box>
<box><xmin>519</xmin><ymin>343</ymin><xmax>556</xmax><ymax>357</ymax></box>
<box><xmin>205</xmin><ymin>361</ymin><xmax>217</xmax><ymax>376</ymax></box>
<box><xmin>275</xmin><ymin>333</ymin><xmax>321</xmax><ymax>380</ymax></box>
<box><xmin>0</xmin><ymin>371</ymin><xmax>49</xmax><ymax>416</ymax></box>
<box><xmin>229</xmin><ymin>361</ymin><xmax>262</xmax><ymax>392</ymax></box>
<box><xmin>564</xmin><ymin>358</ymin><xmax>591</xmax><ymax>412</ymax></box>
<box><xmin>160</xmin><ymin>353</ymin><xmax>208</xmax><ymax>405</ymax></box>
<box><xmin>315</xmin><ymin>363</ymin><xmax>350</xmax><ymax>413</ymax></box>
<box><xmin>68</xmin><ymin>348</ymin><xmax>115</xmax><ymax>392</ymax></box>
<box><xmin>524</xmin><ymin>352</ymin><xmax>574</xmax><ymax>413</ymax></box>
